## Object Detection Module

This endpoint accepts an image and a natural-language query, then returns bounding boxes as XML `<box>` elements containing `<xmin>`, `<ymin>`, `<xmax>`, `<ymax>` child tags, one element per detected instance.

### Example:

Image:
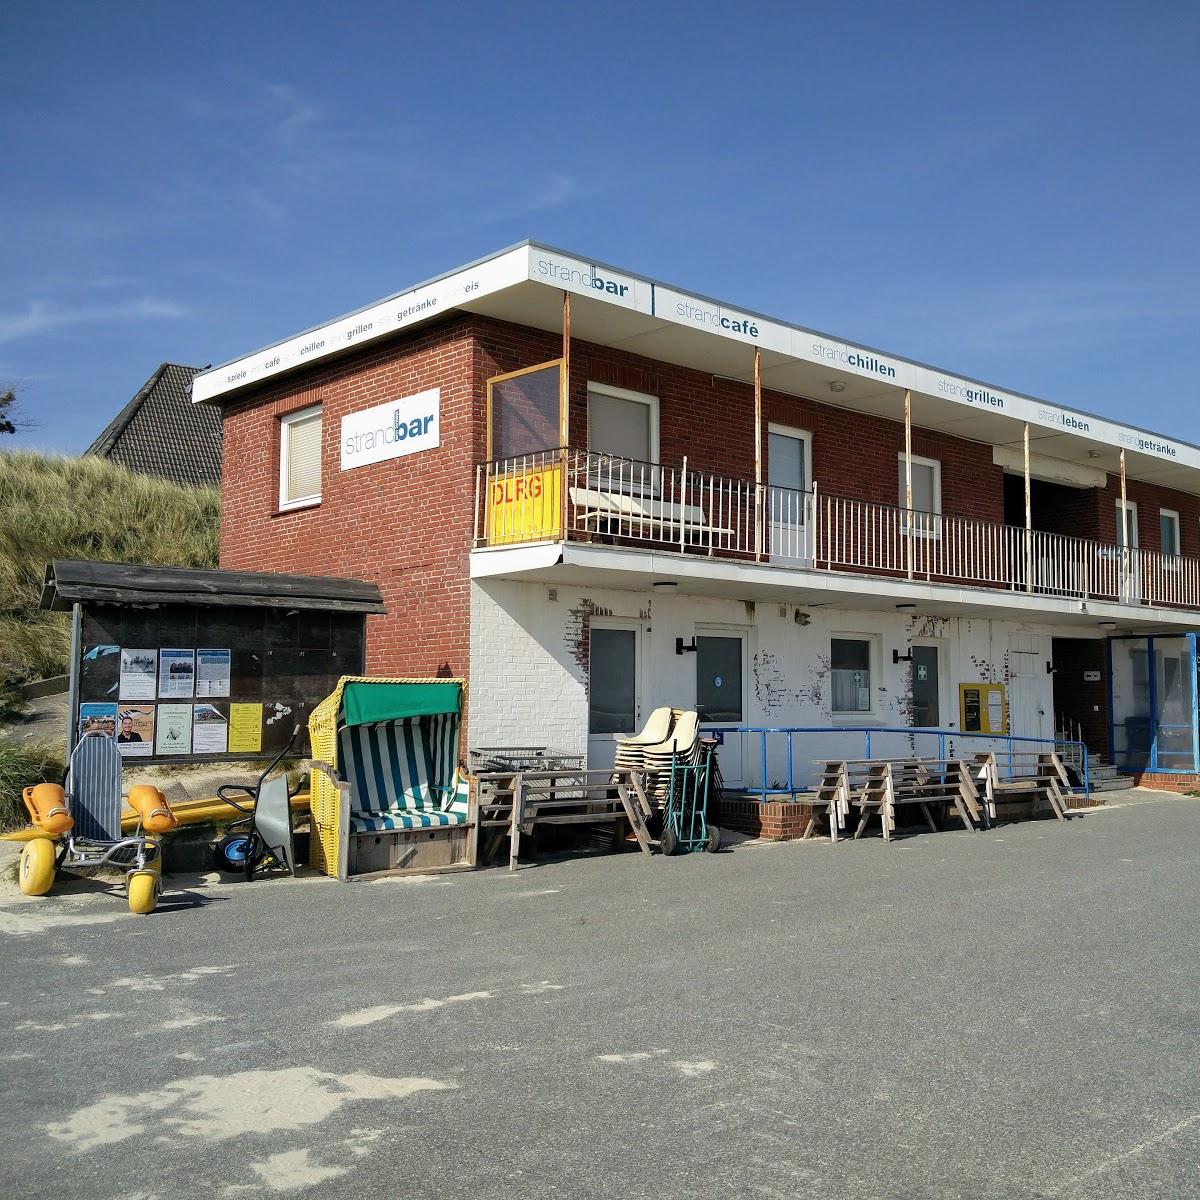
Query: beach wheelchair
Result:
<box><xmin>18</xmin><ymin>731</ymin><xmax>178</xmax><ymax>914</ymax></box>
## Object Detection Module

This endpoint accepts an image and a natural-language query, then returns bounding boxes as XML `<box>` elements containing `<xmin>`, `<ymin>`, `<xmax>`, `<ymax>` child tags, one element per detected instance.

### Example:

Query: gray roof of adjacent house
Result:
<box><xmin>86</xmin><ymin>363</ymin><xmax>221</xmax><ymax>489</ymax></box>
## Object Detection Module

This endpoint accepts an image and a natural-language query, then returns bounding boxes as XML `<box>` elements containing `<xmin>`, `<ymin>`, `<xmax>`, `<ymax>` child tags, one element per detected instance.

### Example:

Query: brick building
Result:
<box><xmin>194</xmin><ymin>243</ymin><xmax>1200</xmax><ymax>790</ymax></box>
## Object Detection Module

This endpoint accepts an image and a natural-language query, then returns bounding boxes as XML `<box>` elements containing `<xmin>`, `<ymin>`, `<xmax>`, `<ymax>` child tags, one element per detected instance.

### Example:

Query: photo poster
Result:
<box><xmin>158</xmin><ymin>648</ymin><xmax>196</xmax><ymax>699</ymax></box>
<box><xmin>79</xmin><ymin>702</ymin><xmax>117</xmax><ymax>739</ymax></box>
<box><xmin>155</xmin><ymin>703</ymin><xmax>193</xmax><ymax>755</ymax></box>
<box><xmin>228</xmin><ymin>702</ymin><xmax>264</xmax><ymax>754</ymax></box>
<box><xmin>116</xmin><ymin>704</ymin><xmax>155</xmax><ymax>757</ymax></box>
<box><xmin>196</xmin><ymin>649</ymin><xmax>231</xmax><ymax>698</ymax></box>
<box><xmin>192</xmin><ymin>703</ymin><xmax>229</xmax><ymax>754</ymax></box>
<box><xmin>119</xmin><ymin>649</ymin><xmax>157</xmax><ymax>700</ymax></box>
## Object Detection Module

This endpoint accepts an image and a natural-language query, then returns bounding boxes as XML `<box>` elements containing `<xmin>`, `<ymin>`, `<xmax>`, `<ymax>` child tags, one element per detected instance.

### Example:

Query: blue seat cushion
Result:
<box><xmin>350</xmin><ymin>809</ymin><xmax>469</xmax><ymax>833</ymax></box>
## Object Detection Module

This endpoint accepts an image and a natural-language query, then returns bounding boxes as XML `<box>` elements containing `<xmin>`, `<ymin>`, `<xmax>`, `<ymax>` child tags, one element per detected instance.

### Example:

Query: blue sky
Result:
<box><xmin>3</xmin><ymin>2</ymin><xmax>1197</xmax><ymax>454</ymax></box>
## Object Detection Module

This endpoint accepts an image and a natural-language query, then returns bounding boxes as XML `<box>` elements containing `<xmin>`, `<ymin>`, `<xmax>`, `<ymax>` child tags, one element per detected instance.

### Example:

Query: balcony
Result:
<box><xmin>473</xmin><ymin>448</ymin><xmax>1200</xmax><ymax>613</ymax></box>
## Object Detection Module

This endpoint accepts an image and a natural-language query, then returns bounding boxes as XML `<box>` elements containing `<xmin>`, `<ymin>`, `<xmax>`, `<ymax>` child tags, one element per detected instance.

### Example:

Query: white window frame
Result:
<box><xmin>830</xmin><ymin>633</ymin><xmax>880</xmax><ymax>721</ymax></box>
<box><xmin>897</xmin><ymin>452</ymin><xmax>942</xmax><ymax>539</ymax></box>
<box><xmin>586</xmin><ymin>381</ymin><xmax>660</xmax><ymax>465</ymax></box>
<box><xmin>767</xmin><ymin>423</ymin><xmax>813</xmax><ymax>493</ymax></box>
<box><xmin>278</xmin><ymin>404</ymin><xmax>323</xmax><ymax>512</ymax></box>
<box><xmin>1159</xmin><ymin>507</ymin><xmax>1181</xmax><ymax>566</ymax></box>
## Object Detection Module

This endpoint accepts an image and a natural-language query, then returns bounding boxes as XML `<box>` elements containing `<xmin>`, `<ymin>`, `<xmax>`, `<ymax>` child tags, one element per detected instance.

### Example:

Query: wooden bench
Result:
<box><xmin>473</xmin><ymin>768</ymin><xmax>655</xmax><ymax>871</ymax></box>
<box><xmin>818</xmin><ymin>758</ymin><xmax>983</xmax><ymax>842</ymax></box>
<box><xmin>569</xmin><ymin>487</ymin><xmax>735</xmax><ymax>549</ymax></box>
<box><xmin>972</xmin><ymin>751</ymin><xmax>1073</xmax><ymax>824</ymax></box>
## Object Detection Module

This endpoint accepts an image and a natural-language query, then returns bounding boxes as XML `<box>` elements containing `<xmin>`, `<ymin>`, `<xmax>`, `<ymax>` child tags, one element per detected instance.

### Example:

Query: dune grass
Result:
<box><xmin>0</xmin><ymin>451</ymin><xmax>219</xmax><ymax>716</ymax></box>
<box><xmin>0</xmin><ymin>737</ymin><xmax>65</xmax><ymax>831</ymax></box>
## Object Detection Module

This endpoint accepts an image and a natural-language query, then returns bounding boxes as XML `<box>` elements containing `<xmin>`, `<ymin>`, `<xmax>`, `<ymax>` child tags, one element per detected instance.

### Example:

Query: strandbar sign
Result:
<box><xmin>341</xmin><ymin>388</ymin><xmax>440</xmax><ymax>471</ymax></box>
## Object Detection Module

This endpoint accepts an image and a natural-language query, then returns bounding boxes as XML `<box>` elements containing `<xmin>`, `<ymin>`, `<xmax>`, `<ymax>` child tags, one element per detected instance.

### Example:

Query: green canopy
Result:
<box><xmin>342</xmin><ymin>681</ymin><xmax>462</xmax><ymax>727</ymax></box>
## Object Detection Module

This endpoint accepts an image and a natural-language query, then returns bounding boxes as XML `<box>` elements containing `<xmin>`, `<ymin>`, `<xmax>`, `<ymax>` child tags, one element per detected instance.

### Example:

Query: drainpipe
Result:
<box><xmin>1024</xmin><ymin>422</ymin><xmax>1033</xmax><ymax>594</ymax></box>
<box><xmin>904</xmin><ymin>389</ymin><xmax>913</xmax><ymax>580</ymax></box>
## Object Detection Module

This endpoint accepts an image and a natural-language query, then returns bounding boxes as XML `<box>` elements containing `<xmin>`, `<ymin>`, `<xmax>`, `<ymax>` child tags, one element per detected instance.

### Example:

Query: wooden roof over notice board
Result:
<box><xmin>41</xmin><ymin>560</ymin><xmax>386</xmax><ymax>615</ymax></box>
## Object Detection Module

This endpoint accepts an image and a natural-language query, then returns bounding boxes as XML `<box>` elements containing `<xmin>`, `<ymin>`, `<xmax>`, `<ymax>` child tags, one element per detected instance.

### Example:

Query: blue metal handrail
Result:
<box><xmin>700</xmin><ymin>724</ymin><xmax>1090</xmax><ymax>800</ymax></box>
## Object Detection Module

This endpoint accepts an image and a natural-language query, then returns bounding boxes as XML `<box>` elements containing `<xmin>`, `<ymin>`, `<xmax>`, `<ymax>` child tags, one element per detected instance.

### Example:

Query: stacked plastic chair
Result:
<box><xmin>614</xmin><ymin>707</ymin><xmax>675</xmax><ymax>774</ymax></box>
<box><xmin>641</xmin><ymin>711</ymin><xmax>702</xmax><ymax>801</ymax></box>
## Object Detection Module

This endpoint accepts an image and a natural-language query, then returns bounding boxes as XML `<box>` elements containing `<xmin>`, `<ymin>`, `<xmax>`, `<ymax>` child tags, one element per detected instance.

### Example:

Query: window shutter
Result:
<box><xmin>283</xmin><ymin>409</ymin><xmax>322</xmax><ymax>503</ymax></box>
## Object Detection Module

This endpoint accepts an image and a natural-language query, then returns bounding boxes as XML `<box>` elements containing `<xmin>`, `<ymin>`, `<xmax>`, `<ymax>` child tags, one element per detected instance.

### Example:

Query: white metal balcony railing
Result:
<box><xmin>473</xmin><ymin>448</ymin><xmax>1200</xmax><ymax>612</ymax></box>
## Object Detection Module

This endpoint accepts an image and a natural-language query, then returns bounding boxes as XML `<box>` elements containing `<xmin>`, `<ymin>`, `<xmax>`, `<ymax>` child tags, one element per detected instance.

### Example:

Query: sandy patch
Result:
<box><xmin>331</xmin><ymin>991</ymin><xmax>491</xmax><ymax>1028</ymax></box>
<box><xmin>46</xmin><ymin>1066</ymin><xmax>455</xmax><ymax>1152</ymax></box>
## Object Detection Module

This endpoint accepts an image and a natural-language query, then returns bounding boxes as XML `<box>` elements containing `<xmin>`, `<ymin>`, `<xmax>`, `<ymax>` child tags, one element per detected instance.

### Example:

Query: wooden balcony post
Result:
<box><xmin>1024</xmin><ymin>422</ymin><xmax>1033</xmax><ymax>594</ymax></box>
<box><xmin>1119</xmin><ymin>447</ymin><xmax>1129</xmax><ymax>601</ymax></box>
<box><xmin>904</xmin><ymin>389</ymin><xmax>913</xmax><ymax>579</ymax></box>
<box><xmin>754</xmin><ymin>348</ymin><xmax>763</xmax><ymax>561</ymax></box>
<box><xmin>560</xmin><ymin>291</ymin><xmax>571</xmax><ymax>542</ymax></box>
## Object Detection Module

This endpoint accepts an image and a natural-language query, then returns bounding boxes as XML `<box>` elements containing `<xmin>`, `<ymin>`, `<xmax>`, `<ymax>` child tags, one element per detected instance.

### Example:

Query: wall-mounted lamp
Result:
<box><xmin>829</xmin><ymin>380</ymin><xmax>847</xmax><ymax>394</ymax></box>
<box><xmin>653</xmin><ymin>580</ymin><xmax>678</xmax><ymax>593</ymax></box>
<box><xmin>895</xmin><ymin>603</ymin><xmax>917</xmax><ymax>611</ymax></box>
<box><xmin>892</xmin><ymin>648</ymin><xmax>913</xmax><ymax>664</ymax></box>
<box><xmin>676</xmin><ymin>637</ymin><xmax>698</xmax><ymax>655</ymax></box>
<box><xmin>1098</xmin><ymin>621</ymin><xmax>1118</xmax><ymax>632</ymax></box>
<box><xmin>794</xmin><ymin>609</ymin><xmax>810</xmax><ymax>627</ymax></box>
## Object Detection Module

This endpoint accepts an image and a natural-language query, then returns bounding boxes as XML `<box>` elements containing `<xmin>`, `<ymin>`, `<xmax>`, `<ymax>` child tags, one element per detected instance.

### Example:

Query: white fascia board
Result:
<box><xmin>191</xmin><ymin>245</ymin><xmax>532</xmax><ymax>404</ymax></box>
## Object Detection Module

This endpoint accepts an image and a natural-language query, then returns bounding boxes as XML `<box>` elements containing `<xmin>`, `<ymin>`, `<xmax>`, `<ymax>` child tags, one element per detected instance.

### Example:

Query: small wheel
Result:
<box><xmin>660</xmin><ymin>826</ymin><xmax>679</xmax><ymax>857</ymax></box>
<box><xmin>18</xmin><ymin>838</ymin><xmax>57</xmax><ymax>896</ymax></box>
<box><xmin>705</xmin><ymin>823</ymin><xmax>722</xmax><ymax>853</ymax></box>
<box><xmin>127</xmin><ymin>870</ymin><xmax>161</xmax><ymax>915</ymax></box>
<box><xmin>213</xmin><ymin>832</ymin><xmax>255</xmax><ymax>874</ymax></box>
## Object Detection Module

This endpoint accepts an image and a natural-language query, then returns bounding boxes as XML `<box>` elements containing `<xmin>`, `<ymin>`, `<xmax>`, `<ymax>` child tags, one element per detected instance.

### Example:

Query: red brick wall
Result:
<box><xmin>219</xmin><ymin>315</ymin><xmax>480</xmax><ymax>680</ymax></box>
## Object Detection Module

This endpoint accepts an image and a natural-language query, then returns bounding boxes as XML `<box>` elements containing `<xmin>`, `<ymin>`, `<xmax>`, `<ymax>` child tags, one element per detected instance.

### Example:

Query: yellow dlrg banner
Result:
<box><xmin>487</xmin><ymin>464</ymin><xmax>562</xmax><ymax>545</ymax></box>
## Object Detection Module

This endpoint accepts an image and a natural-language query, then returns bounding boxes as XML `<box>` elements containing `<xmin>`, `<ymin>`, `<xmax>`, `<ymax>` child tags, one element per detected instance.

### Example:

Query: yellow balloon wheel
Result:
<box><xmin>126</xmin><ymin>869</ymin><xmax>161</xmax><ymax>915</ymax></box>
<box><xmin>18</xmin><ymin>838</ymin><xmax>56</xmax><ymax>896</ymax></box>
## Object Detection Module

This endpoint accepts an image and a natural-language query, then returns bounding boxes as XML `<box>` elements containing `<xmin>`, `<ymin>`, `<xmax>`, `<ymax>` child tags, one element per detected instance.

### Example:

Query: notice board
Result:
<box><xmin>958</xmin><ymin>682</ymin><xmax>1008</xmax><ymax>736</ymax></box>
<box><xmin>74</xmin><ymin>603</ymin><xmax>365</xmax><ymax>762</ymax></box>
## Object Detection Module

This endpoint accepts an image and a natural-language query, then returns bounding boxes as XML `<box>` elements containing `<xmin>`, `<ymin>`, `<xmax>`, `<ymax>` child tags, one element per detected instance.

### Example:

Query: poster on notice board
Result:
<box><xmin>155</xmin><ymin>703</ymin><xmax>192</xmax><ymax>755</ymax></box>
<box><xmin>196</xmin><ymin>649</ymin><xmax>231</xmax><ymax>698</ymax></box>
<box><xmin>192</xmin><ymin>703</ymin><xmax>229</xmax><ymax>754</ymax></box>
<box><xmin>158</xmin><ymin>649</ymin><xmax>196</xmax><ymax>699</ymax></box>
<box><xmin>119</xmin><ymin>649</ymin><xmax>157</xmax><ymax>700</ymax></box>
<box><xmin>116</xmin><ymin>705</ymin><xmax>154</xmax><ymax>757</ymax></box>
<box><xmin>79</xmin><ymin>702</ymin><xmax>117</xmax><ymax>739</ymax></box>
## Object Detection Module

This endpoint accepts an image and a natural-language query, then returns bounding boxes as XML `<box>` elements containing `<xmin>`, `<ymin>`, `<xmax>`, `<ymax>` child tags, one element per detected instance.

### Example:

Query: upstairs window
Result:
<box><xmin>1160</xmin><ymin>508</ymin><xmax>1181</xmax><ymax>561</ymax></box>
<box><xmin>897</xmin><ymin>453</ymin><xmax>941</xmax><ymax>536</ymax></box>
<box><xmin>587</xmin><ymin>383</ymin><xmax>658</xmax><ymax>464</ymax></box>
<box><xmin>279</xmin><ymin>405</ymin><xmax>322</xmax><ymax>510</ymax></box>
<box><xmin>488</xmin><ymin>361</ymin><xmax>562</xmax><ymax>462</ymax></box>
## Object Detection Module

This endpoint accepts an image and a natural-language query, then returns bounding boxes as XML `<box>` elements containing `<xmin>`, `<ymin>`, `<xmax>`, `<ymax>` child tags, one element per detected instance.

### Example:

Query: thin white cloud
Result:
<box><xmin>474</xmin><ymin>172</ymin><xmax>580</xmax><ymax>225</ymax></box>
<box><xmin>0</xmin><ymin>298</ymin><xmax>190</xmax><ymax>344</ymax></box>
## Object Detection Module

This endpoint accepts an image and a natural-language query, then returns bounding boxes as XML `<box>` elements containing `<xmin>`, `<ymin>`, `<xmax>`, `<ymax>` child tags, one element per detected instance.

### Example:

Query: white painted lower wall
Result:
<box><xmin>469</xmin><ymin>578</ymin><xmax>1091</xmax><ymax>791</ymax></box>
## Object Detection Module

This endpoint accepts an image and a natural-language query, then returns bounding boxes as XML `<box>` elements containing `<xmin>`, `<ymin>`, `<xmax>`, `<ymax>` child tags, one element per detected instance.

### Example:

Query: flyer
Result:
<box><xmin>116</xmin><ymin>705</ymin><xmax>155</xmax><ymax>757</ymax></box>
<box><xmin>192</xmin><ymin>703</ymin><xmax>229</xmax><ymax>754</ymax></box>
<box><xmin>119</xmin><ymin>649</ymin><xmax>157</xmax><ymax>700</ymax></box>
<box><xmin>158</xmin><ymin>649</ymin><xmax>196</xmax><ymax>699</ymax></box>
<box><xmin>228</xmin><ymin>702</ymin><xmax>263</xmax><ymax>754</ymax></box>
<box><xmin>78</xmin><ymin>702</ymin><xmax>117</xmax><ymax>738</ymax></box>
<box><xmin>155</xmin><ymin>703</ymin><xmax>193</xmax><ymax>755</ymax></box>
<box><xmin>196</xmin><ymin>649</ymin><xmax>231</xmax><ymax>698</ymax></box>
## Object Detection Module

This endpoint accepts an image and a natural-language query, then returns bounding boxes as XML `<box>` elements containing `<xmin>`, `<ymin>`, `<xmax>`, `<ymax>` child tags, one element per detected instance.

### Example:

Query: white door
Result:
<box><xmin>695</xmin><ymin>629</ymin><xmax>748</xmax><ymax>787</ymax></box>
<box><xmin>1116</xmin><ymin>499</ymin><xmax>1139</xmax><ymax>603</ymax></box>
<box><xmin>587</xmin><ymin>621</ymin><xmax>643</xmax><ymax>769</ymax></box>
<box><xmin>768</xmin><ymin>425</ymin><xmax>812</xmax><ymax>564</ymax></box>
<box><xmin>1008</xmin><ymin>634</ymin><xmax>1051</xmax><ymax>741</ymax></box>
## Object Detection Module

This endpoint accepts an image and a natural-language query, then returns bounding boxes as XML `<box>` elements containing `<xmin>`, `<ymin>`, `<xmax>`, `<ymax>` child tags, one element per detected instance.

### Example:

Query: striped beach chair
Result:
<box><xmin>308</xmin><ymin>676</ymin><xmax>477</xmax><ymax>880</ymax></box>
<box><xmin>67</xmin><ymin>732</ymin><xmax>123</xmax><ymax>842</ymax></box>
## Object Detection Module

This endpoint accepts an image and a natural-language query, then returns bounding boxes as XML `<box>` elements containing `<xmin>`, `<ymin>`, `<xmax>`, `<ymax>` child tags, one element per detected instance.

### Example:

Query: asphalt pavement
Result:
<box><xmin>1</xmin><ymin>790</ymin><xmax>1197</xmax><ymax>1199</ymax></box>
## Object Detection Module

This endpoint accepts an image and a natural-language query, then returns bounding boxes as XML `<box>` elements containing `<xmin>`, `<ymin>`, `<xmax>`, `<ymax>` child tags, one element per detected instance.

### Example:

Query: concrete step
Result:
<box><xmin>1092</xmin><ymin>776</ymin><xmax>1138</xmax><ymax>792</ymax></box>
